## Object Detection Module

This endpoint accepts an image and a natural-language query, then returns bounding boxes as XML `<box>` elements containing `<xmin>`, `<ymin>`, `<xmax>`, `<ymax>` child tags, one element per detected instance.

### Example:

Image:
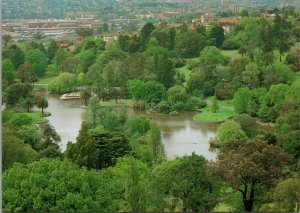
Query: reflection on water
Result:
<box><xmin>128</xmin><ymin>109</ymin><xmax>219</xmax><ymax>160</ymax></box>
<box><xmin>46</xmin><ymin>95</ymin><xmax>85</xmax><ymax>151</ymax></box>
<box><xmin>46</xmin><ymin>96</ymin><xmax>219</xmax><ymax>160</ymax></box>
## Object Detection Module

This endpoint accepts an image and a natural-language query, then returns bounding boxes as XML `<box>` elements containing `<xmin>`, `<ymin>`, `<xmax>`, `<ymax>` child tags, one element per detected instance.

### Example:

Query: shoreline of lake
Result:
<box><xmin>46</xmin><ymin>94</ymin><xmax>219</xmax><ymax>160</ymax></box>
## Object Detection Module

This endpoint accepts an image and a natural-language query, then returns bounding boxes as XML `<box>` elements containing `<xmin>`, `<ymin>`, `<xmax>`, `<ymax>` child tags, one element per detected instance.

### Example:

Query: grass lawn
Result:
<box><xmin>221</xmin><ymin>49</ymin><xmax>238</xmax><ymax>57</ymax></box>
<box><xmin>20</xmin><ymin>111</ymin><xmax>49</xmax><ymax>123</ymax></box>
<box><xmin>34</xmin><ymin>73</ymin><xmax>58</xmax><ymax>90</ymax></box>
<box><xmin>207</xmin><ymin>96</ymin><xmax>235</xmax><ymax>108</ymax></box>
<box><xmin>193</xmin><ymin>105</ymin><xmax>236</xmax><ymax>123</ymax></box>
<box><xmin>214</xmin><ymin>203</ymin><xmax>233</xmax><ymax>212</ymax></box>
<box><xmin>100</xmin><ymin>99</ymin><xmax>134</xmax><ymax>107</ymax></box>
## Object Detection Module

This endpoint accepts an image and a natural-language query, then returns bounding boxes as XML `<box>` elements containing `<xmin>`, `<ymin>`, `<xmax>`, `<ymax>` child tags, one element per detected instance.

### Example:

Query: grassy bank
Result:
<box><xmin>194</xmin><ymin>105</ymin><xmax>236</xmax><ymax>123</ymax></box>
<box><xmin>100</xmin><ymin>99</ymin><xmax>134</xmax><ymax>107</ymax></box>
<box><xmin>19</xmin><ymin>111</ymin><xmax>50</xmax><ymax>124</ymax></box>
<box><xmin>34</xmin><ymin>73</ymin><xmax>57</xmax><ymax>90</ymax></box>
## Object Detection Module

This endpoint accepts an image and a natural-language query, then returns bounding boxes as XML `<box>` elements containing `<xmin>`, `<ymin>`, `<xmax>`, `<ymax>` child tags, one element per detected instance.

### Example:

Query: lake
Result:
<box><xmin>46</xmin><ymin>95</ymin><xmax>219</xmax><ymax>160</ymax></box>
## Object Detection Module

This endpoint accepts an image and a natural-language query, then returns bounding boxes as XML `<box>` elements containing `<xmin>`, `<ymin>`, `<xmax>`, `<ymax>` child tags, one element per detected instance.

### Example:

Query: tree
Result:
<box><xmin>10</xmin><ymin>114</ymin><xmax>33</xmax><ymax>127</ymax></box>
<box><xmin>211</xmin><ymin>95</ymin><xmax>219</xmax><ymax>113</ymax></box>
<box><xmin>156</xmin><ymin>53</ymin><xmax>175</xmax><ymax>88</ymax></box>
<box><xmin>80</xmin><ymin>89</ymin><xmax>91</xmax><ymax>106</ymax></box>
<box><xmin>25</xmin><ymin>49</ymin><xmax>48</xmax><ymax>76</ymax></box>
<box><xmin>66</xmin><ymin>123</ymin><xmax>131</xmax><ymax>170</ymax></box>
<box><xmin>39</xmin><ymin>123</ymin><xmax>61</xmax><ymax>149</ymax></box>
<box><xmin>4</xmin><ymin>82</ymin><xmax>32</xmax><ymax>105</ymax></box>
<box><xmin>125</xmin><ymin>115</ymin><xmax>151</xmax><ymax>136</ymax></box>
<box><xmin>269</xmin><ymin>83</ymin><xmax>290</xmax><ymax>111</ymax></box>
<box><xmin>272</xmin><ymin>177</ymin><xmax>300</xmax><ymax>212</ymax></box>
<box><xmin>233</xmin><ymin>87</ymin><xmax>252</xmax><ymax>114</ymax></box>
<box><xmin>199</xmin><ymin>46</ymin><xmax>224</xmax><ymax>69</ymax></box>
<box><xmin>102</xmin><ymin>60</ymin><xmax>121</xmax><ymax>89</ymax></box>
<box><xmin>127</xmin><ymin>79</ymin><xmax>145</xmax><ymax>101</ymax></box>
<box><xmin>147</xmin><ymin>123</ymin><xmax>165</xmax><ymax>163</ymax></box>
<box><xmin>53</xmin><ymin>48</ymin><xmax>72</xmax><ymax>71</ymax></box>
<box><xmin>2</xmin><ymin>159</ymin><xmax>115</xmax><ymax>212</ymax></box>
<box><xmin>215</xmin><ymin>139</ymin><xmax>293</xmax><ymax>212</ymax></box>
<box><xmin>47</xmin><ymin>40</ymin><xmax>59</xmax><ymax>60</ymax></box>
<box><xmin>23</xmin><ymin>96</ymin><xmax>35</xmax><ymax>112</ymax></box>
<box><xmin>285</xmin><ymin>43</ymin><xmax>300</xmax><ymax>70</ymax></box>
<box><xmin>36</xmin><ymin>96</ymin><xmax>48</xmax><ymax>115</ymax></box>
<box><xmin>175</xmin><ymin>29</ymin><xmax>207</xmax><ymax>57</ymax></box>
<box><xmin>2</xmin><ymin>59</ymin><xmax>15</xmax><ymax>84</ymax></box>
<box><xmin>233</xmin><ymin>114</ymin><xmax>256</xmax><ymax>135</ymax></box>
<box><xmin>273</xmin><ymin>13</ymin><xmax>291</xmax><ymax>62</ymax></box>
<box><xmin>17</xmin><ymin>125</ymin><xmax>43</xmax><ymax>151</ymax></box>
<box><xmin>87</xmin><ymin>97</ymin><xmax>101</xmax><ymax>126</ymax></box>
<box><xmin>259</xmin><ymin>18</ymin><xmax>274</xmax><ymax>53</ymax></box>
<box><xmin>79</xmin><ymin>49</ymin><xmax>95</xmax><ymax>73</ymax></box>
<box><xmin>209</xmin><ymin>26</ymin><xmax>225</xmax><ymax>48</ymax></box>
<box><xmin>169</xmin><ymin>27</ymin><xmax>176</xmax><ymax>50</ymax></box>
<box><xmin>99</xmin><ymin>108</ymin><xmax>121</xmax><ymax>132</ymax></box>
<box><xmin>118</xmin><ymin>35</ymin><xmax>130</xmax><ymax>52</ymax></box>
<box><xmin>140</xmin><ymin>23</ymin><xmax>155</xmax><ymax>49</ymax></box>
<box><xmin>275</xmin><ymin>110</ymin><xmax>300</xmax><ymax>158</ymax></box>
<box><xmin>144</xmin><ymin>81</ymin><xmax>166</xmax><ymax>104</ymax></box>
<box><xmin>242</xmin><ymin>63</ymin><xmax>260</xmax><ymax>88</ymax></box>
<box><xmin>102</xmin><ymin>23</ymin><xmax>109</xmax><ymax>33</ymax></box>
<box><xmin>216</xmin><ymin>120</ymin><xmax>247</xmax><ymax>145</ymax></box>
<box><xmin>241</xmin><ymin>9</ymin><xmax>249</xmax><ymax>18</ymax></box>
<box><xmin>124</xmin><ymin>157</ymin><xmax>148</xmax><ymax>211</ymax></box>
<box><xmin>152</xmin><ymin>153</ymin><xmax>219</xmax><ymax>211</ymax></box>
<box><xmin>167</xmin><ymin>85</ymin><xmax>188</xmax><ymax>106</ymax></box>
<box><xmin>48</xmin><ymin>73</ymin><xmax>77</xmax><ymax>94</ymax></box>
<box><xmin>151</xmin><ymin>25</ymin><xmax>170</xmax><ymax>48</ymax></box>
<box><xmin>15</xmin><ymin>63</ymin><xmax>37</xmax><ymax>84</ymax></box>
<box><xmin>9</xmin><ymin>44</ymin><xmax>25</xmax><ymax>69</ymax></box>
<box><xmin>2</xmin><ymin>126</ymin><xmax>39</xmax><ymax>170</ymax></box>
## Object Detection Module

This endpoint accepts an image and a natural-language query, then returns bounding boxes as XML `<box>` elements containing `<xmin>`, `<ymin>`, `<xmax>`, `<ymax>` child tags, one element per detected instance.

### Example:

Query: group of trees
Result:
<box><xmin>2</xmin><ymin>10</ymin><xmax>300</xmax><ymax>212</ymax></box>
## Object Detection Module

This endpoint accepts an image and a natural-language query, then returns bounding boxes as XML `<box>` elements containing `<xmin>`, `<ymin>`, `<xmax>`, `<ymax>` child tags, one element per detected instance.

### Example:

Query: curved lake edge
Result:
<box><xmin>45</xmin><ymin>94</ymin><xmax>219</xmax><ymax>161</ymax></box>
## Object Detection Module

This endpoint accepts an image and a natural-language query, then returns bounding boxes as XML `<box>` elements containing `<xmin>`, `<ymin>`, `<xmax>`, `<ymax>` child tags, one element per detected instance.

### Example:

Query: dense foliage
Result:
<box><xmin>2</xmin><ymin>8</ymin><xmax>300</xmax><ymax>212</ymax></box>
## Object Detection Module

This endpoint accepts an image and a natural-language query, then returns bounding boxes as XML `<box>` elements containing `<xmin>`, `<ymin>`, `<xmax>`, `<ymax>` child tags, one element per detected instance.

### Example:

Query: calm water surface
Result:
<box><xmin>46</xmin><ymin>95</ymin><xmax>219</xmax><ymax>160</ymax></box>
<box><xmin>46</xmin><ymin>95</ymin><xmax>85</xmax><ymax>151</ymax></box>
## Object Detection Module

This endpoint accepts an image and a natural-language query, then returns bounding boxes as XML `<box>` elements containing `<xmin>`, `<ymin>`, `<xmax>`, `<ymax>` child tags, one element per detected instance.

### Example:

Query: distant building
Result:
<box><xmin>2</xmin><ymin>25</ymin><xmax>13</xmax><ymax>31</ymax></box>
<box><xmin>201</xmin><ymin>13</ymin><xmax>214</xmax><ymax>24</ymax></box>
<box><xmin>230</xmin><ymin>4</ymin><xmax>239</xmax><ymax>13</ymax></box>
<box><xmin>218</xmin><ymin>17</ymin><xmax>240</xmax><ymax>25</ymax></box>
<box><xmin>218</xmin><ymin>17</ymin><xmax>240</xmax><ymax>33</ymax></box>
<box><xmin>74</xmin><ymin>37</ymin><xmax>84</xmax><ymax>43</ymax></box>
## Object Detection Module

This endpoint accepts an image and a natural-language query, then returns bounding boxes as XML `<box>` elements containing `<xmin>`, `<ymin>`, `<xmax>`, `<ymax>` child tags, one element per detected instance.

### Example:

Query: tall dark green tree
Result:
<box><xmin>140</xmin><ymin>23</ymin><xmax>155</xmax><ymax>49</ymax></box>
<box><xmin>169</xmin><ymin>27</ymin><xmax>176</xmax><ymax>50</ymax></box>
<box><xmin>66</xmin><ymin>123</ymin><xmax>131</xmax><ymax>169</ymax></box>
<box><xmin>209</xmin><ymin>26</ymin><xmax>225</xmax><ymax>48</ymax></box>
<box><xmin>156</xmin><ymin>53</ymin><xmax>175</xmax><ymax>88</ymax></box>
<box><xmin>9</xmin><ymin>44</ymin><xmax>25</xmax><ymax>69</ymax></box>
<box><xmin>47</xmin><ymin>40</ymin><xmax>59</xmax><ymax>60</ymax></box>
<box><xmin>2</xmin><ymin>59</ymin><xmax>15</xmax><ymax>84</ymax></box>
<box><xmin>259</xmin><ymin>18</ymin><xmax>274</xmax><ymax>53</ymax></box>
<box><xmin>273</xmin><ymin>13</ymin><xmax>291</xmax><ymax>61</ymax></box>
